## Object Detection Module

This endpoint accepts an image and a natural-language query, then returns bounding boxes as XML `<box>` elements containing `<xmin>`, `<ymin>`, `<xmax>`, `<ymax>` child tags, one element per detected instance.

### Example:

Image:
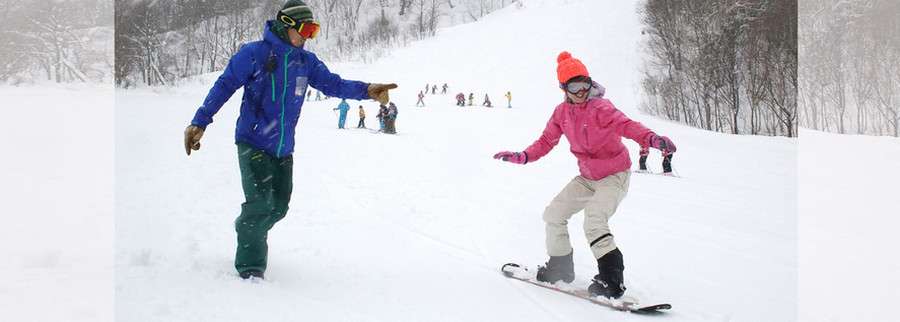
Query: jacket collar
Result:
<box><xmin>264</xmin><ymin>20</ymin><xmax>304</xmax><ymax>55</ymax></box>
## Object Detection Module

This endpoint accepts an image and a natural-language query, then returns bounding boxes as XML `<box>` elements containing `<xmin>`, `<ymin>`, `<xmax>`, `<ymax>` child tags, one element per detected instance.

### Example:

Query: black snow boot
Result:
<box><xmin>239</xmin><ymin>270</ymin><xmax>264</xmax><ymax>280</ymax></box>
<box><xmin>588</xmin><ymin>248</ymin><xmax>626</xmax><ymax>299</ymax></box>
<box><xmin>536</xmin><ymin>251</ymin><xmax>575</xmax><ymax>283</ymax></box>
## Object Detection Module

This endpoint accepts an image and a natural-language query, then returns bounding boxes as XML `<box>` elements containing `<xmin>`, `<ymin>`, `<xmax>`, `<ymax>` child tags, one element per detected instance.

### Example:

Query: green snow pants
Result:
<box><xmin>234</xmin><ymin>143</ymin><xmax>293</xmax><ymax>274</ymax></box>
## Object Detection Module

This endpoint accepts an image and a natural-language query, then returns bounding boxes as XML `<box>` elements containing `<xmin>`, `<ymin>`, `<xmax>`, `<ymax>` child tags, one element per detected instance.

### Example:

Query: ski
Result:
<box><xmin>501</xmin><ymin>263</ymin><xmax>671</xmax><ymax>314</ymax></box>
<box><xmin>632</xmin><ymin>170</ymin><xmax>680</xmax><ymax>178</ymax></box>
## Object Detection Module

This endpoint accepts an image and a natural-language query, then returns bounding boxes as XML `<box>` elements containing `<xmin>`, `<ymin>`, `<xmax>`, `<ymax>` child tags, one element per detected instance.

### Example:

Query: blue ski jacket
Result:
<box><xmin>334</xmin><ymin>100</ymin><xmax>350</xmax><ymax>115</ymax></box>
<box><xmin>191</xmin><ymin>21</ymin><xmax>370</xmax><ymax>157</ymax></box>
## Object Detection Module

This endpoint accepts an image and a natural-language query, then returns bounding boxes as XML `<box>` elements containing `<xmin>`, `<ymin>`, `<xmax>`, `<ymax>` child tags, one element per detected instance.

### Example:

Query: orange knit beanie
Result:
<box><xmin>556</xmin><ymin>51</ymin><xmax>589</xmax><ymax>84</ymax></box>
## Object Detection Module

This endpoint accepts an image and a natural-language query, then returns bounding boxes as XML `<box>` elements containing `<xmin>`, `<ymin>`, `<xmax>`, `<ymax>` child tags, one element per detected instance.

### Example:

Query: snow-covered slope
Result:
<box><xmin>798</xmin><ymin>130</ymin><xmax>900</xmax><ymax>322</ymax></box>
<box><xmin>115</xmin><ymin>0</ymin><xmax>797</xmax><ymax>321</ymax></box>
<box><xmin>0</xmin><ymin>84</ymin><xmax>114</xmax><ymax>321</ymax></box>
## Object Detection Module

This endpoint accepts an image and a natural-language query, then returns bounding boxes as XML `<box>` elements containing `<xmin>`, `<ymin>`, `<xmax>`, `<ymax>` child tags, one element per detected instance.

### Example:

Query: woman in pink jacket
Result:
<box><xmin>493</xmin><ymin>51</ymin><xmax>676</xmax><ymax>299</ymax></box>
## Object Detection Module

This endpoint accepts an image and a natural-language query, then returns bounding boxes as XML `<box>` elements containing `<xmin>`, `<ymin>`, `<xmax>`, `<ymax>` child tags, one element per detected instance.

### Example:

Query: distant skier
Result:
<box><xmin>333</xmin><ymin>98</ymin><xmax>351</xmax><ymax>129</ymax></box>
<box><xmin>442</xmin><ymin>83</ymin><xmax>448</xmax><ymax>94</ymax></box>
<box><xmin>184</xmin><ymin>0</ymin><xmax>397</xmax><ymax>280</ymax></box>
<box><xmin>482</xmin><ymin>94</ymin><xmax>493</xmax><ymax>108</ymax></box>
<box><xmin>306</xmin><ymin>90</ymin><xmax>311</xmax><ymax>101</ymax></box>
<box><xmin>432</xmin><ymin>85</ymin><xmax>437</xmax><ymax>95</ymax></box>
<box><xmin>505</xmin><ymin>91</ymin><xmax>512</xmax><ymax>108</ymax></box>
<box><xmin>315</xmin><ymin>90</ymin><xmax>322</xmax><ymax>101</ymax></box>
<box><xmin>468</xmin><ymin>93</ymin><xmax>474</xmax><ymax>106</ymax></box>
<box><xmin>416</xmin><ymin>91</ymin><xmax>426</xmax><ymax>107</ymax></box>
<box><xmin>638</xmin><ymin>146</ymin><xmax>650</xmax><ymax>172</ymax></box>
<box><xmin>662</xmin><ymin>150</ymin><xmax>673</xmax><ymax>174</ymax></box>
<box><xmin>638</xmin><ymin>146</ymin><xmax>674</xmax><ymax>174</ymax></box>
<box><xmin>492</xmin><ymin>51</ymin><xmax>676</xmax><ymax>299</ymax></box>
<box><xmin>357</xmin><ymin>105</ymin><xmax>367</xmax><ymax>129</ymax></box>
<box><xmin>384</xmin><ymin>102</ymin><xmax>399</xmax><ymax>134</ymax></box>
<box><xmin>456</xmin><ymin>93</ymin><xmax>466</xmax><ymax>106</ymax></box>
<box><xmin>377</xmin><ymin>104</ymin><xmax>388</xmax><ymax>132</ymax></box>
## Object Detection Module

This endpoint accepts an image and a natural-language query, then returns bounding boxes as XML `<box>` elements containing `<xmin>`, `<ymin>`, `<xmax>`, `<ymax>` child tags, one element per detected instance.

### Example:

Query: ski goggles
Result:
<box><xmin>562</xmin><ymin>77</ymin><xmax>593</xmax><ymax>94</ymax></box>
<box><xmin>277</xmin><ymin>11</ymin><xmax>321</xmax><ymax>39</ymax></box>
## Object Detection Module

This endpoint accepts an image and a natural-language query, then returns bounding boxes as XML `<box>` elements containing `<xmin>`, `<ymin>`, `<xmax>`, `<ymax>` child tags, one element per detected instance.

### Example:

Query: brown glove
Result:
<box><xmin>367</xmin><ymin>83</ymin><xmax>398</xmax><ymax>105</ymax></box>
<box><xmin>184</xmin><ymin>125</ymin><xmax>205</xmax><ymax>156</ymax></box>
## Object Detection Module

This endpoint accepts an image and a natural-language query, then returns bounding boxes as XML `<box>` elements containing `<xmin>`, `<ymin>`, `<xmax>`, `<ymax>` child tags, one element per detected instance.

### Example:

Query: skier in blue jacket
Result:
<box><xmin>183</xmin><ymin>0</ymin><xmax>397</xmax><ymax>280</ymax></box>
<box><xmin>333</xmin><ymin>99</ymin><xmax>351</xmax><ymax>129</ymax></box>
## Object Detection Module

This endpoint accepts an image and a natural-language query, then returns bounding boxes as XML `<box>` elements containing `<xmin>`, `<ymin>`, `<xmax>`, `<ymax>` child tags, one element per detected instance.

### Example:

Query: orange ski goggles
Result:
<box><xmin>277</xmin><ymin>11</ymin><xmax>321</xmax><ymax>39</ymax></box>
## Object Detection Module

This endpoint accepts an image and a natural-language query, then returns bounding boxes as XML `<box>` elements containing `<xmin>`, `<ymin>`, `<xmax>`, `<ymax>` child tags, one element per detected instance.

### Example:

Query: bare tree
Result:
<box><xmin>798</xmin><ymin>0</ymin><xmax>900</xmax><ymax>137</ymax></box>
<box><xmin>639</xmin><ymin>0</ymin><xmax>797</xmax><ymax>137</ymax></box>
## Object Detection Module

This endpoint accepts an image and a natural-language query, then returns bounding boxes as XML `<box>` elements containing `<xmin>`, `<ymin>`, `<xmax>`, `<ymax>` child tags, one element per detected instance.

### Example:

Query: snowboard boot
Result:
<box><xmin>239</xmin><ymin>270</ymin><xmax>265</xmax><ymax>280</ymax></box>
<box><xmin>536</xmin><ymin>251</ymin><xmax>575</xmax><ymax>283</ymax></box>
<box><xmin>588</xmin><ymin>248</ymin><xmax>626</xmax><ymax>299</ymax></box>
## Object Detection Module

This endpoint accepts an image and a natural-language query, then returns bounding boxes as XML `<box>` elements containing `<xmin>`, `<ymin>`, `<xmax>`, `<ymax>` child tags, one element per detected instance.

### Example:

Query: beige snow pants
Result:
<box><xmin>543</xmin><ymin>171</ymin><xmax>630</xmax><ymax>259</ymax></box>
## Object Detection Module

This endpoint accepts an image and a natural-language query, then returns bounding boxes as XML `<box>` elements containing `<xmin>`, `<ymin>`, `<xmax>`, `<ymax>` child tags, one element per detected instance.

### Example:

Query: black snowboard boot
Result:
<box><xmin>588</xmin><ymin>248</ymin><xmax>625</xmax><ymax>299</ymax></box>
<box><xmin>536</xmin><ymin>251</ymin><xmax>575</xmax><ymax>283</ymax></box>
<box><xmin>239</xmin><ymin>270</ymin><xmax>264</xmax><ymax>280</ymax></box>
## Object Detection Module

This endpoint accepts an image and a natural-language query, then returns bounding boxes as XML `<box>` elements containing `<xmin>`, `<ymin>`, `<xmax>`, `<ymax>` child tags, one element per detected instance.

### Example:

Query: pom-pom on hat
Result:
<box><xmin>556</xmin><ymin>51</ymin><xmax>589</xmax><ymax>84</ymax></box>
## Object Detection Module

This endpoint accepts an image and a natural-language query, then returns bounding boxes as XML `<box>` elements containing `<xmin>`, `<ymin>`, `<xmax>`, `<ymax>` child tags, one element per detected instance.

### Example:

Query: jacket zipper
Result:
<box><xmin>583</xmin><ymin>123</ymin><xmax>590</xmax><ymax>148</ymax></box>
<box><xmin>276</xmin><ymin>48</ymin><xmax>293</xmax><ymax>158</ymax></box>
<box><xmin>270</xmin><ymin>74</ymin><xmax>275</xmax><ymax>102</ymax></box>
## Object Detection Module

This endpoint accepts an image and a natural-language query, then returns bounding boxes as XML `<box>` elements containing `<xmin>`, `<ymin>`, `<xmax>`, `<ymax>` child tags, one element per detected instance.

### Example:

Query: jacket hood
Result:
<box><xmin>264</xmin><ymin>20</ymin><xmax>304</xmax><ymax>53</ymax></box>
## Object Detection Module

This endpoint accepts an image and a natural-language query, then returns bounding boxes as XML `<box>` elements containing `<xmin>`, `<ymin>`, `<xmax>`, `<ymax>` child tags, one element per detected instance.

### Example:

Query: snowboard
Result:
<box><xmin>501</xmin><ymin>263</ymin><xmax>671</xmax><ymax>314</ymax></box>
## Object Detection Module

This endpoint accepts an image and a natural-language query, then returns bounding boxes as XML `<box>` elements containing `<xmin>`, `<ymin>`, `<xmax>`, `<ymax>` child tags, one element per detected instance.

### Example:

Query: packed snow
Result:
<box><xmin>798</xmin><ymin>129</ymin><xmax>900</xmax><ymax>322</ymax></box>
<box><xmin>0</xmin><ymin>84</ymin><xmax>114</xmax><ymax>321</ymax></box>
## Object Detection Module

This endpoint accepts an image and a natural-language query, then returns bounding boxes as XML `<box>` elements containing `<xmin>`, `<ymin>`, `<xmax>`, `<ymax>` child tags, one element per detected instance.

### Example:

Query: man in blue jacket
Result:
<box><xmin>333</xmin><ymin>99</ymin><xmax>351</xmax><ymax>129</ymax></box>
<box><xmin>183</xmin><ymin>0</ymin><xmax>397</xmax><ymax>280</ymax></box>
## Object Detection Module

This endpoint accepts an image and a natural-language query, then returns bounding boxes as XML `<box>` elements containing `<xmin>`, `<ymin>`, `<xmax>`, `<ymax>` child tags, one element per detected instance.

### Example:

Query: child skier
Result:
<box><xmin>492</xmin><ymin>51</ymin><xmax>676</xmax><ymax>299</ymax></box>
<box><xmin>505</xmin><ymin>91</ymin><xmax>512</xmax><ymax>108</ymax></box>
<box><xmin>385</xmin><ymin>102</ymin><xmax>399</xmax><ymax>134</ymax></box>
<box><xmin>456</xmin><ymin>93</ymin><xmax>465</xmax><ymax>106</ymax></box>
<box><xmin>468</xmin><ymin>93</ymin><xmax>474</xmax><ymax>106</ymax></box>
<box><xmin>442</xmin><ymin>83</ymin><xmax>448</xmax><ymax>94</ymax></box>
<box><xmin>357</xmin><ymin>105</ymin><xmax>366</xmax><ymax>129</ymax></box>
<box><xmin>377</xmin><ymin>104</ymin><xmax>388</xmax><ymax>132</ymax></box>
<box><xmin>637</xmin><ymin>146</ymin><xmax>675</xmax><ymax>174</ymax></box>
<box><xmin>482</xmin><ymin>94</ymin><xmax>493</xmax><ymax>108</ymax></box>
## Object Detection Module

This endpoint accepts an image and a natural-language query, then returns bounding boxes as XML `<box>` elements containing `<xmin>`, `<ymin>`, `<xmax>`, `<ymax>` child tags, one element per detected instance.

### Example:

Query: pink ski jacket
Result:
<box><xmin>524</xmin><ymin>98</ymin><xmax>653</xmax><ymax>181</ymax></box>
